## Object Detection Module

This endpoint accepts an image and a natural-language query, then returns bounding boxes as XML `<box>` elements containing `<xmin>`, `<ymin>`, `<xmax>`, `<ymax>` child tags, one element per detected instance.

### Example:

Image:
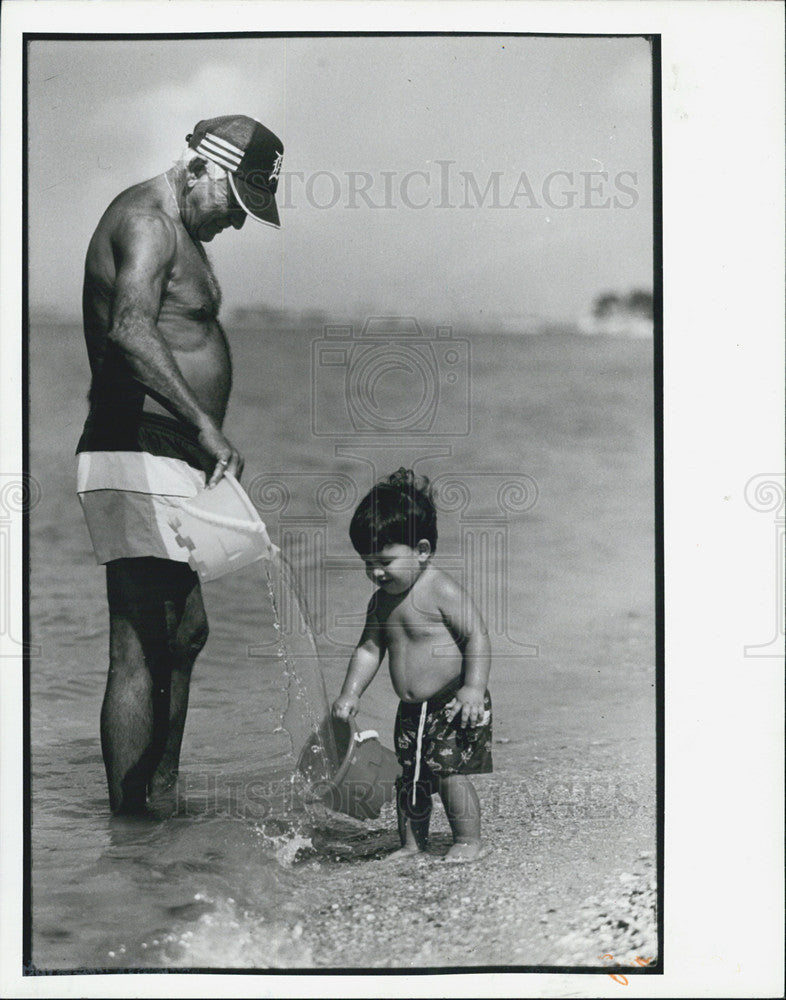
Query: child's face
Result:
<box><xmin>361</xmin><ymin>542</ymin><xmax>430</xmax><ymax>595</ymax></box>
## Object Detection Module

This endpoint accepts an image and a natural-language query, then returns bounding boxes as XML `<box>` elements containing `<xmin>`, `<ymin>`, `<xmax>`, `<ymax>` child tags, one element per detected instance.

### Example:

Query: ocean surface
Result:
<box><xmin>28</xmin><ymin>320</ymin><xmax>656</xmax><ymax>970</ymax></box>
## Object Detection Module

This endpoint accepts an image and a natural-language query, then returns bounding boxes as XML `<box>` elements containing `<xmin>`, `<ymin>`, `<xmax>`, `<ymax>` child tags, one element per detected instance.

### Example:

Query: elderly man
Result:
<box><xmin>76</xmin><ymin>115</ymin><xmax>283</xmax><ymax>814</ymax></box>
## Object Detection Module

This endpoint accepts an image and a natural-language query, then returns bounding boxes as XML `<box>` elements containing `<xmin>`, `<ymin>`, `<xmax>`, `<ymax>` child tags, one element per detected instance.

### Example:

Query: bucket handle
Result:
<box><xmin>176</xmin><ymin>500</ymin><xmax>268</xmax><ymax>535</ymax></box>
<box><xmin>332</xmin><ymin>717</ymin><xmax>383</xmax><ymax>784</ymax></box>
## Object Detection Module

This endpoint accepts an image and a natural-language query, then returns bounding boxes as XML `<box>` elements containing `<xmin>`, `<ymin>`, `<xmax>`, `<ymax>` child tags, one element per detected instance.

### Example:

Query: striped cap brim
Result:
<box><xmin>228</xmin><ymin>173</ymin><xmax>280</xmax><ymax>228</ymax></box>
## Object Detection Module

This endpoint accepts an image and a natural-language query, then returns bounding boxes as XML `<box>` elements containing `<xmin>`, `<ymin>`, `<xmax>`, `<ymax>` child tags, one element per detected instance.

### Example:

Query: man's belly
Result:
<box><xmin>143</xmin><ymin>324</ymin><xmax>231</xmax><ymax>424</ymax></box>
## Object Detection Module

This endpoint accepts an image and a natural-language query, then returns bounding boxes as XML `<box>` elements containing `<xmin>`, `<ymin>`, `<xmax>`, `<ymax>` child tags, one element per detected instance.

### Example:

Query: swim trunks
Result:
<box><xmin>76</xmin><ymin>412</ymin><xmax>211</xmax><ymax>564</ymax></box>
<box><xmin>394</xmin><ymin>685</ymin><xmax>492</xmax><ymax>811</ymax></box>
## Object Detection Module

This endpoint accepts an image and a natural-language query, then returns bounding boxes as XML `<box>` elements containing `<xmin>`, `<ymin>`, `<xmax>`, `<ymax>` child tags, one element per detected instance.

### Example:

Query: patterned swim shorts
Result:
<box><xmin>394</xmin><ymin>686</ymin><xmax>493</xmax><ymax>806</ymax></box>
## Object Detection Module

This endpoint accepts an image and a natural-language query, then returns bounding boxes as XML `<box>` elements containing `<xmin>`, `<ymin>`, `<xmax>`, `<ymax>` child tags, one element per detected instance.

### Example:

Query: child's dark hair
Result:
<box><xmin>349</xmin><ymin>468</ymin><xmax>437</xmax><ymax>555</ymax></box>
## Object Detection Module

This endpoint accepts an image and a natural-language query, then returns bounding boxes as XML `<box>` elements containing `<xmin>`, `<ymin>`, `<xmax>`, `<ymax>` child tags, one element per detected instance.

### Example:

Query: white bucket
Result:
<box><xmin>167</xmin><ymin>472</ymin><xmax>278</xmax><ymax>583</ymax></box>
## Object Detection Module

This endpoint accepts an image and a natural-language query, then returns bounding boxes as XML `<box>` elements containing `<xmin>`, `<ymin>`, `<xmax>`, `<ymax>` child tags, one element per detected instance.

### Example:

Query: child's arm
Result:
<box><xmin>332</xmin><ymin>600</ymin><xmax>386</xmax><ymax>720</ymax></box>
<box><xmin>437</xmin><ymin>574</ymin><xmax>491</xmax><ymax>728</ymax></box>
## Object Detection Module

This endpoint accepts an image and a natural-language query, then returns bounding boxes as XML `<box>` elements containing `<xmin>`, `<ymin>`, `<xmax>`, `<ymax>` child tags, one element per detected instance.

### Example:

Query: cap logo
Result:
<box><xmin>269</xmin><ymin>150</ymin><xmax>283</xmax><ymax>183</ymax></box>
<box><xmin>195</xmin><ymin>132</ymin><xmax>244</xmax><ymax>173</ymax></box>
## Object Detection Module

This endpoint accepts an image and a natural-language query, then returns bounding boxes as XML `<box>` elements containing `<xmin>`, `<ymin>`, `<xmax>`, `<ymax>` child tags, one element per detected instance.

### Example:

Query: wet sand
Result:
<box><xmin>278</xmin><ymin>638</ymin><xmax>657</xmax><ymax>971</ymax></box>
<box><xmin>273</xmin><ymin>734</ymin><xmax>656</xmax><ymax>970</ymax></box>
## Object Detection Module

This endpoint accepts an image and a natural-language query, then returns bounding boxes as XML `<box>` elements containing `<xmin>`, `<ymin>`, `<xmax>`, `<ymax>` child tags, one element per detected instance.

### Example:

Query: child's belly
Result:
<box><xmin>387</xmin><ymin>637</ymin><xmax>463</xmax><ymax>702</ymax></box>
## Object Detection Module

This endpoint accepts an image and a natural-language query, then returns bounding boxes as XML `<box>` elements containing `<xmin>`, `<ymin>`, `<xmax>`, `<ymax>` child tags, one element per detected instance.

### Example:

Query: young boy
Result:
<box><xmin>332</xmin><ymin>469</ymin><xmax>492</xmax><ymax>863</ymax></box>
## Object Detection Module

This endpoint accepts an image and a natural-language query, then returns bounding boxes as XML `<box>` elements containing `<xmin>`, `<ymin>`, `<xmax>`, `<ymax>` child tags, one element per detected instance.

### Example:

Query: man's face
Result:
<box><xmin>187</xmin><ymin>171</ymin><xmax>247</xmax><ymax>242</ymax></box>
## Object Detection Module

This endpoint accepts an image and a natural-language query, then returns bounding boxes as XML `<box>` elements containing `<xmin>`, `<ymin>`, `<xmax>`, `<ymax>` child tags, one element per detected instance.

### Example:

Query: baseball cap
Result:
<box><xmin>186</xmin><ymin>115</ymin><xmax>284</xmax><ymax>228</ymax></box>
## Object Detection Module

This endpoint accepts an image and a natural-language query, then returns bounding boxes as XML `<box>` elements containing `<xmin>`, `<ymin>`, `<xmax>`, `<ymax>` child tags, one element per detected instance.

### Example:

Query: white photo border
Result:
<box><xmin>2</xmin><ymin>2</ymin><xmax>783</xmax><ymax>998</ymax></box>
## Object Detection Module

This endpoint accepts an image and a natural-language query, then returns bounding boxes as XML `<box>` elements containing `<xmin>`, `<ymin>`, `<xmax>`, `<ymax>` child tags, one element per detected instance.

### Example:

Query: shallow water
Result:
<box><xmin>29</xmin><ymin>321</ymin><xmax>656</xmax><ymax>970</ymax></box>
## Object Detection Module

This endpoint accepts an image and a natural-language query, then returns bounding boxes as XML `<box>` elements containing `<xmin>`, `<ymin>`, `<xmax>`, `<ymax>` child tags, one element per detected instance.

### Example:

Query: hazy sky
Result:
<box><xmin>28</xmin><ymin>35</ymin><xmax>652</xmax><ymax>324</ymax></box>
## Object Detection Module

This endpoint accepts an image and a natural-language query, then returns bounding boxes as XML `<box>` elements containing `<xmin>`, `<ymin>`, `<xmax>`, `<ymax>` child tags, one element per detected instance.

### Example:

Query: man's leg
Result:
<box><xmin>103</xmin><ymin>558</ymin><xmax>207</xmax><ymax>814</ymax></box>
<box><xmin>149</xmin><ymin>577</ymin><xmax>208</xmax><ymax>796</ymax></box>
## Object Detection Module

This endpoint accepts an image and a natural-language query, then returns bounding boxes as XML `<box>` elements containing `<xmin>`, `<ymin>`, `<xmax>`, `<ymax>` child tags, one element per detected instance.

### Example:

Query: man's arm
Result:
<box><xmin>332</xmin><ymin>600</ymin><xmax>386</xmax><ymax>719</ymax></box>
<box><xmin>106</xmin><ymin>213</ymin><xmax>241</xmax><ymax>485</ymax></box>
<box><xmin>438</xmin><ymin>574</ymin><xmax>491</xmax><ymax>727</ymax></box>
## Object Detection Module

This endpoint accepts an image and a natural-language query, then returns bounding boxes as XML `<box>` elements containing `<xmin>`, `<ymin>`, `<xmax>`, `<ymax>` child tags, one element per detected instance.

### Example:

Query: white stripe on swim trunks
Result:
<box><xmin>411</xmin><ymin>701</ymin><xmax>428</xmax><ymax>805</ymax></box>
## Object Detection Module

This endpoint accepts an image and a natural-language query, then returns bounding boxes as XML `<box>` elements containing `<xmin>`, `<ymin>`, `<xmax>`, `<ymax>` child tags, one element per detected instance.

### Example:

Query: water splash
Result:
<box><xmin>272</xmin><ymin>833</ymin><xmax>316</xmax><ymax>869</ymax></box>
<box><xmin>263</xmin><ymin>551</ymin><xmax>338</xmax><ymax>790</ymax></box>
<box><xmin>160</xmin><ymin>893</ymin><xmax>314</xmax><ymax>968</ymax></box>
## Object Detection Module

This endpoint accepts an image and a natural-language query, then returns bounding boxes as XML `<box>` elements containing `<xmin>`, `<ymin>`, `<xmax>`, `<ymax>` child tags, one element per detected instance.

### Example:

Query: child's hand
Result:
<box><xmin>445</xmin><ymin>686</ymin><xmax>487</xmax><ymax>728</ymax></box>
<box><xmin>332</xmin><ymin>694</ymin><xmax>359</xmax><ymax>721</ymax></box>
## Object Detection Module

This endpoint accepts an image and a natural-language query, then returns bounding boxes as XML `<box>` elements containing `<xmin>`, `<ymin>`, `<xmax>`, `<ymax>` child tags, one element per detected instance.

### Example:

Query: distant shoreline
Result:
<box><xmin>28</xmin><ymin>313</ymin><xmax>653</xmax><ymax>339</ymax></box>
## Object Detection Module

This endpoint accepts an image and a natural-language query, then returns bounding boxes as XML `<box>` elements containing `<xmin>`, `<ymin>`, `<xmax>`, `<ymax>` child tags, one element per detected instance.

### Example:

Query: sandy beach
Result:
<box><xmin>293</xmin><ymin>763</ymin><xmax>656</xmax><ymax>970</ymax></box>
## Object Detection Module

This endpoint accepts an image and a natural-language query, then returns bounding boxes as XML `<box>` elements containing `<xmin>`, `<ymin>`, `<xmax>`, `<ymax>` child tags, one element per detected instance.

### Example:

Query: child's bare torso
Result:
<box><xmin>375</xmin><ymin>567</ymin><xmax>463</xmax><ymax>702</ymax></box>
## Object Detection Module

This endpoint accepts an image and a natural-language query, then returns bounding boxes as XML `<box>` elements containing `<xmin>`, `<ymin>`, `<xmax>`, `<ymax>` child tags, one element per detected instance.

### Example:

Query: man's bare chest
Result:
<box><xmin>165</xmin><ymin>241</ymin><xmax>222</xmax><ymax>319</ymax></box>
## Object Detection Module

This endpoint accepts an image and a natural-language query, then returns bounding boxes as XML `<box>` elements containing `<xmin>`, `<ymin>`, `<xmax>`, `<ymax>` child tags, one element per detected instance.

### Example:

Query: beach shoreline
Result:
<box><xmin>259</xmin><ymin>744</ymin><xmax>657</xmax><ymax>970</ymax></box>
